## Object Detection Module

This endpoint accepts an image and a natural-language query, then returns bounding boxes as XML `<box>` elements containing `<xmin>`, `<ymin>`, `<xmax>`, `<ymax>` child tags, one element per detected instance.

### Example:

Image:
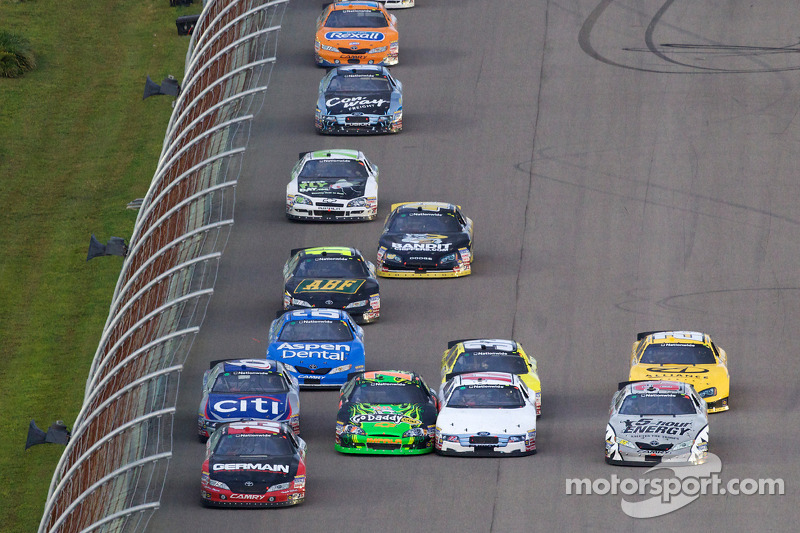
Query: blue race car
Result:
<box><xmin>315</xmin><ymin>65</ymin><xmax>402</xmax><ymax>135</ymax></box>
<box><xmin>267</xmin><ymin>309</ymin><xmax>366</xmax><ymax>388</ymax></box>
<box><xmin>197</xmin><ymin>359</ymin><xmax>301</xmax><ymax>440</ymax></box>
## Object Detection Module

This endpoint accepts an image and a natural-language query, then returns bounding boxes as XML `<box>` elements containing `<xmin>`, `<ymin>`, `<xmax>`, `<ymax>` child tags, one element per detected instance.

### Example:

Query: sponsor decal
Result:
<box><xmin>391</xmin><ymin>242</ymin><xmax>452</xmax><ymax>252</ymax></box>
<box><xmin>324</xmin><ymin>31</ymin><xmax>385</xmax><ymax>41</ymax></box>
<box><xmin>230</xmin><ymin>494</ymin><xmax>263</xmax><ymax>500</ymax></box>
<box><xmin>351</xmin><ymin>413</ymin><xmax>421</xmax><ymax>425</ymax></box>
<box><xmin>276</xmin><ymin>342</ymin><xmax>351</xmax><ymax>361</ymax></box>
<box><xmin>645</xmin><ymin>367</ymin><xmax>709</xmax><ymax>374</ymax></box>
<box><xmin>620</xmin><ymin>419</ymin><xmax>693</xmax><ymax>436</ymax></box>
<box><xmin>212</xmin><ymin>398</ymin><xmax>281</xmax><ymax>415</ymax></box>
<box><xmin>213</xmin><ymin>463</ymin><xmax>290</xmax><ymax>473</ymax></box>
<box><xmin>326</xmin><ymin>96</ymin><xmax>389</xmax><ymax>112</ymax></box>
<box><xmin>366</xmin><ymin>437</ymin><xmax>400</xmax><ymax>444</ymax></box>
<box><xmin>295</xmin><ymin>279</ymin><xmax>365</xmax><ymax>294</ymax></box>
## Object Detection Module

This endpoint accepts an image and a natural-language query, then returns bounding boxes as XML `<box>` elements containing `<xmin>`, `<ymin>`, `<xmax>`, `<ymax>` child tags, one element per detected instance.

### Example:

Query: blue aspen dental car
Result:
<box><xmin>267</xmin><ymin>309</ymin><xmax>366</xmax><ymax>388</ymax></box>
<box><xmin>197</xmin><ymin>359</ymin><xmax>301</xmax><ymax>440</ymax></box>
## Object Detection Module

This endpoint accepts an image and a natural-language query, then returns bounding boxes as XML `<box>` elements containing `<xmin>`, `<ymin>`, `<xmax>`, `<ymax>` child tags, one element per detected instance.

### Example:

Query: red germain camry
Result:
<box><xmin>201</xmin><ymin>421</ymin><xmax>307</xmax><ymax>507</ymax></box>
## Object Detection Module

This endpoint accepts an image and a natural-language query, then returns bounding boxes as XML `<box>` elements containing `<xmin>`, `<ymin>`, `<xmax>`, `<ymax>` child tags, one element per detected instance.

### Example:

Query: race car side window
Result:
<box><xmin>633</xmin><ymin>340</ymin><xmax>646</xmax><ymax>363</ymax></box>
<box><xmin>442</xmin><ymin>380</ymin><xmax>457</xmax><ymax>402</ymax></box>
<box><xmin>613</xmin><ymin>391</ymin><xmax>626</xmax><ymax>412</ymax></box>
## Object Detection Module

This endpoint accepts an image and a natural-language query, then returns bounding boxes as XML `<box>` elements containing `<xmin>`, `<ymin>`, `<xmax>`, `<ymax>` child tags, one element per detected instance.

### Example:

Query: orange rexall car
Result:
<box><xmin>315</xmin><ymin>1</ymin><xmax>398</xmax><ymax>67</ymax></box>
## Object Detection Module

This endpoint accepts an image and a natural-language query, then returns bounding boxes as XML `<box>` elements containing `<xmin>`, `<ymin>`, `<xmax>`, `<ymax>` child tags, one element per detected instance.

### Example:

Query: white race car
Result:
<box><xmin>286</xmin><ymin>149</ymin><xmax>378</xmax><ymax>222</ymax></box>
<box><xmin>435</xmin><ymin>372</ymin><xmax>537</xmax><ymax>456</ymax></box>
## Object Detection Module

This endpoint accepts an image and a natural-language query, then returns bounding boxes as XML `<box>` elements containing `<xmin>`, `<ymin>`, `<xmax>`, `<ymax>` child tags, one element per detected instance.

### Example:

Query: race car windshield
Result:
<box><xmin>279</xmin><ymin>320</ymin><xmax>353</xmax><ymax>342</ymax></box>
<box><xmin>640</xmin><ymin>344</ymin><xmax>717</xmax><ymax>365</ymax></box>
<box><xmin>447</xmin><ymin>385</ymin><xmax>525</xmax><ymax>409</ymax></box>
<box><xmin>213</xmin><ymin>434</ymin><xmax>294</xmax><ymax>456</ymax></box>
<box><xmin>294</xmin><ymin>257</ymin><xmax>370</xmax><ymax>278</ymax></box>
<box><xmin>212</xmin><ymin>372</ymin><xmax>289</xmax><ymax>394</ymax></box>
<box><xmin>349</xmin><ymin>383</ymin><xmax>430</xmax><ymax>404</ymax></box>
<box><xmin>452</xmin><ymin>354</ymin><xmax>528</xmax><ymax>374</ymax></box>
<box><xmin>387</xmin><ymin>212</ymin><xmax>462</xmax><ymax>233</ymax></box>
<box><xmin>324</xmin><ymin>10</ymin><xmax>389</xmax><ymax>29</ymax></box>
<box><xmin>327</xmin><ymin>75</ymin><xmax>391</xmax><ymax>93</ymax></box>
<box><xmin>619</xmin><ymin>393</ymin><xmax>697</xmax><ymax>415</ymax></box>
<box><xmin>299</xmin><ymin>159</ymin><xmax>369</xmax><ymax>179</ymax></box>
<box><xmin>297</xmin><ymin>176</ymin><xmax>368</xmax><ymax>199</ymax></box>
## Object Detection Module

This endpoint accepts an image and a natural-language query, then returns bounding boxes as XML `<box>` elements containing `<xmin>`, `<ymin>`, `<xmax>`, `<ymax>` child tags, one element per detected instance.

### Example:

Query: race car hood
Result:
<box><xmin>608</xmin><ymin>414</ymin><xmax>707</xmax><ymax>445</ymax></box>
<box><xmin>205</xmin><ymin>393</ymin><xmax>291</xmax><ymax>422</ymax></box>
<box><xmin>296</xmin><ymin>177</ymin><xmax>367</xmax><ymax>199</ymax></box>
<box><xmin>209</xmin><ymin>454</ymin><xmax>299</xmax><ymax>487</ymax></box>
<box><xmin>629</xmin><ymin>364</ymin><xmax>728</xmax><ymax>394</ymax></box>
<box><xmin>267</xmin><ymin>341</ymin><xmax>364</xmax><ymax>368</ymax></box>
<box><xmin>286</xmin><ymin>277</ymin><xmax>378</xmax><ymax>306</ymax></box>
<box><xmin>339</xmin><ymin>403</ymin><xmax>436</xmax><ymax>436</ymax></box>
<box><xmin>437</xmin><ymin>407</ymin><xmax>536</xmax><ymax>435</ymax></box>
<box><xmin>379</xmin><ymin>233</ymin><xmax>470</xmax><ymax>258</ymax></box>
<box><xmin>323</xmin><ymin>91</ymin><xmax>392</xmax><ymax>116</ymax></box>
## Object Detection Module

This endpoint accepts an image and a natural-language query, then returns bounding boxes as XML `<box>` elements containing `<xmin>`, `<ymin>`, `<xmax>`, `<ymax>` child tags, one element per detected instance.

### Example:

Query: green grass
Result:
<box><xmin>0</xmin><ymin>1</ymin><xmax>198</xmax><ymax>531</ymax></box>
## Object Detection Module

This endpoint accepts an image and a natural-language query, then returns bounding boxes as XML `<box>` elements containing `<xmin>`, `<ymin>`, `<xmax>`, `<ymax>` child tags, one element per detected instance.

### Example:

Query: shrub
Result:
<box><xmin>0</xmin><ymin>30</ymin><xmax>36</xmax><ymax>78</ymax></box>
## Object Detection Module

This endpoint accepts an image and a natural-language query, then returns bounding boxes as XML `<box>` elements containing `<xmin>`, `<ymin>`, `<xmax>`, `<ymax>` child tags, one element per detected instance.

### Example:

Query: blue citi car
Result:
<box><xmin>267</xmin><ymin>309</ymin><xmax>366</xmax><ymax>388</ymax></box>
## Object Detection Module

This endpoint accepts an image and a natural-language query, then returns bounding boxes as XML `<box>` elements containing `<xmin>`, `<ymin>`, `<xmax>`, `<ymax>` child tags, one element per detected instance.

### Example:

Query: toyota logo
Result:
<box><xmin>349</xmin><ymin>42</ymin><xmax>359</xmax><ymax>49</ymax></box>
<box><xmin>650</xmin><ymin>441</ymin><xmax>659</xmax><ymax>446</ymax></box>
<box><xmin>325</xmin><ymin>300</ymin><xmax>334</xmax><ymax>305</ymax></box>
<box><xmin>244</xmin><ymin>481</ymin><xmax>254</xmax><ymax>487</ymax></box>
<box><xmin>309</xmin><ymin>364</ymin><xmax>318</xmax><ymax>370</ymax></box>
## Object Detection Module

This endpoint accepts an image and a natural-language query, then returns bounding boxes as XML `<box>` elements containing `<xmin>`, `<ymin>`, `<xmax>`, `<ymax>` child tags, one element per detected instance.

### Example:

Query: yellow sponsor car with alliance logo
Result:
<box><xmin>628</xmin><ymin>330</ymin><xmax>729</xmax><ymax>412</ymax></box>
<box><xmin>439</xmin><ymin>339</ymin><xmax>541</xmax><ymax>415</ymax></box>
<box><xmin>315</xmin><ymin>1</ymin><xmax>399</xmax><ymax>67</ymax></box>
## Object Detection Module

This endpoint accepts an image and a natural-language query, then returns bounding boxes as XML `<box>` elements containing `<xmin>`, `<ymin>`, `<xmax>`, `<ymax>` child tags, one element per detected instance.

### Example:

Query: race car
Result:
<box><xmin>440</xmin><ymin>339</ymin><xmax>541</xmax><ymax>415</ymax></box>
<box><xmin>335</xmin><ymin>370</ymin><xmax>438</xmax><ymax>455</ymax></box>
<box><xmin>315</xmin><ymin>65</ymin><xmax>403</xmax><ymax>135</ymax></box>
<box><xmin>286</xmin><ymin>149</ymin><xmax>379</xmax><ymax>222</ymax></box>
<box><xmin>435</xmin><ymin>372</ymin><xmax>537</xmax><ymax>456</ymax></box>
<box><xmin>267</xmin><ymin>308</ymin><xmax>366</xmax><ymax>388</ymax></box>
<box><xmin>628</xmin><ymin>330</ymin><xmax>729</xmax><ymax>412</ymax></box>
<box><xmin>201</xmin><ymin>421</ymin><xmax>306</xmax><ymax>507</ymax></box>
<box><xmin>376</xmin><ymin>202</ymin><xmax>473</xmax><ymax>277</ymax></box>
<box><xmin>605</xmin><ymin>380</ymin><xmax>709</xmax><ymax>466</ymax></box>
<box><xmin>197</xmin><ymin>359</ymin><xmax>300</xmax><ymax>440</ymax></box>
<box><xmin>335</xmin><ymin>0</ymin><xmax>415</xmax><ymax>8</ymax></box>
<box><xmin>282</xmin><ymin>246</ymin><xmax>380</xmax><ymax>324</ymax></box>
<box><xmin>315</xmin><ymin>1</ymin><xmax>398</xmax><ymax>67</ymax></box>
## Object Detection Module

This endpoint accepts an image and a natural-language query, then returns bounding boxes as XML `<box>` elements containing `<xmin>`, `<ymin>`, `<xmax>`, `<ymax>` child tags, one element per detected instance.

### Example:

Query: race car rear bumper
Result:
<box><xmin>706</xmin><ymin>397</ymin><xmax>729</xmax><ymax>413</ymax></box>
<box><xmin>201</xmin><ymin>489</ymin><xmax>304</xmax><ymax>507</ymax></box>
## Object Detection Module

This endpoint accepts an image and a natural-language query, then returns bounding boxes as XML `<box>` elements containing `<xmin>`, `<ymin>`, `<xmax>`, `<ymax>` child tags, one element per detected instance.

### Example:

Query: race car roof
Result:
<box><xmin>390</xmin><ymin>201</ymin><xmax>458</xmax><ymax>213</ymax></box>
<box><xmin>290</xmin><ymin>246</ymin><xmax>362</xmax><ymax>258</ymax></box>
<box><xmin>451</xmin><ymin>372</ymin><xmax>519</xmax><ymax>386</ymax></box>
<box><xmin>210</xmin><ymin>358</ymin><xmax>280</xmax><ymax>372</ymax></box>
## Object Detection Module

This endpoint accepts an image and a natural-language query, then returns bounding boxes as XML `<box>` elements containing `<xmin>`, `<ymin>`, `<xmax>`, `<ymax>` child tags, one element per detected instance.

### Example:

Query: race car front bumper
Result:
<box><xmin>315</xmin><ymin>112</ymin><xmax>402</xmax><ymax>135</ymax></box>
<box><xmin>201</xmin><ymin>485</ymin><xmax>305</xmax><ymax>508</ymax></box>
<box><xmin>435</xmin><ymin>432</ymin><xmax>536</xmax><ymax>456</ymax></box>
<box><xmin>335</xmin><ymin>433</ymin><xmax>433</xmax><ymax>455</ymax></box>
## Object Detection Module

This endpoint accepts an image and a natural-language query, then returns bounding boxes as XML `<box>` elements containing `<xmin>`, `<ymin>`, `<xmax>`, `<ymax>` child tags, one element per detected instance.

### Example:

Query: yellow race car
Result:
<box><xmin>439</xmin><ymin>339</ymin><xmax>541</xmax><ymax>415</ymax></box>
<box><xmin>628</xmin><ymin>330</ymin><xmax>729</xmax><ymax>413</ymax></box>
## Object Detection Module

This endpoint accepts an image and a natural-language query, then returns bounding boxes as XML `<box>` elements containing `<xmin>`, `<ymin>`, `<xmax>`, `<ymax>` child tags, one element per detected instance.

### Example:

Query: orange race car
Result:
<box><xmin>315</xmin><ymin>1</ymin><xmax>399</xmax><ymax>67</ymax></box>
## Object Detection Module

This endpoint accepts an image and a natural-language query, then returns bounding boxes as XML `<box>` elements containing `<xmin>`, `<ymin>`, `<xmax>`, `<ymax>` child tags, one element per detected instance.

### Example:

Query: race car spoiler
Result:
<box><xmin>208</xmin><ymin>358</ymin><xmax>277</xmax><ymax>370</ymax></box>
<box><xmin>446</xmin><ymin>339</ymin><xmax>516</xmax><ymax>349</ymax></box>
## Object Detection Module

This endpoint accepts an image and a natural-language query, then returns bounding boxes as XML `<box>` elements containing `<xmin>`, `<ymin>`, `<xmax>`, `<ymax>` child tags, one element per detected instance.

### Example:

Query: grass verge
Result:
<box><xmin>0</xmin><ymin>1</ymin><xmax>198</xmax><ymax>531</ymax></box>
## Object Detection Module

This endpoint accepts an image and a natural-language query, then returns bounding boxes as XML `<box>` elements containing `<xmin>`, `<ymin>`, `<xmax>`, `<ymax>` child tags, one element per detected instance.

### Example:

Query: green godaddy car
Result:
<box><xmin>335</xmin><ymin>370</ymin><xmax>438</xmax><ymax>455</ymax></box>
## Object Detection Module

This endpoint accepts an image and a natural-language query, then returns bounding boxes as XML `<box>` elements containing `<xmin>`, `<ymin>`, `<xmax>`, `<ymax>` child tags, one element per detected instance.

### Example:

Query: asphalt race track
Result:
<box><xmin>150</xmin><ymin>1</ymin><xmax>798</xmax><ymax>531</ymax></box>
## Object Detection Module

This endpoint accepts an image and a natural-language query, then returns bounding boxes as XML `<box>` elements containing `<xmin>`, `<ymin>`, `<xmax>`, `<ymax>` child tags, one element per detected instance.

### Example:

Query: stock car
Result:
<box><xmin>335</xmin><ymin>370</ymin><xmax>438</xmax><ymax>455</ymax></box>
<box><xmin>336</xmin><ymin>0</ymin><xmax>414</xmax><ymax>8</ymax></box>
<box><xmin>315</xmin><ymin>65</ymin><xmax>403</xmax><ymax>135</ymax></box>
<box><xmin>628</xmin><ymin>330</ymin><xmax>730</xmax><ymax>412</ymax></box>
<box><xmin>282</xmin><ymin>246</ymin><xmax>380</xmax><ymax>324</ymax></box>
<box><xmin>440</xmin><ymin>339</ymin><xmax>541</xmax><ymax>415</ymax></box>
<box><xmin>315</xmin><ymin>1</ymin><xmax>398</xmax><ymax>67</ymax></box>
<box><xmin>267</xmin><ymin>308</ymin><xmax>366</xmax><ymax>388</ymax></box>
<box><xmin>201</xmin><ymin>421</ymin><xmax>306</xmax><ymax>507</ymax></box>
<box><xmin>376</xmin><ymin>202</ymin><xmax>473</xmax><ymax>277</ymax></box>
<box><xmin>435</xmin><ymin>372</ymin><xmax>537</xmax><ymax>456</ymax></box>
<box><xmin>605</xmin><ymin>380</ymin><xmax>709</xmax><ymax>466</ymax></box>
<box><xmin>286</xmin><ymin>149</ymin><xmax>379</xmax><ymax>222</ymax></box>
<box><xmin>197</xmin><ymin>359</ymin><xmax>300</xmax><ymax>440</ymax></box>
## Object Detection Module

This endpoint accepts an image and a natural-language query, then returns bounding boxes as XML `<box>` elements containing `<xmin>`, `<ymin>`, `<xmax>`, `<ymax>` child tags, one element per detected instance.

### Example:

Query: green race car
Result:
<box><xmin>335</xmin><ymin>370</ymin><xmax>438</xmax><ymax>455</ymax></box>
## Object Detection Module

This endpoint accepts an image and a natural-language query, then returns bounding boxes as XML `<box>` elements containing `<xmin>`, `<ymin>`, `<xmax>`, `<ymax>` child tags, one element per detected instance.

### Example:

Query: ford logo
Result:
<box><xmin>477</xmin><ymin>432</ymin><xmax>490</xmax><ymax>436</ymax></box>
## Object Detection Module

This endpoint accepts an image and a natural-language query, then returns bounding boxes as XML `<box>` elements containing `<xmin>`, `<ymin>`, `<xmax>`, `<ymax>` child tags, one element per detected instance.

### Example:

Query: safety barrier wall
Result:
<box><xmin>38</xmin><ymin>1</ymin><xmax>290</xmax><ymax>531</ymax></box>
